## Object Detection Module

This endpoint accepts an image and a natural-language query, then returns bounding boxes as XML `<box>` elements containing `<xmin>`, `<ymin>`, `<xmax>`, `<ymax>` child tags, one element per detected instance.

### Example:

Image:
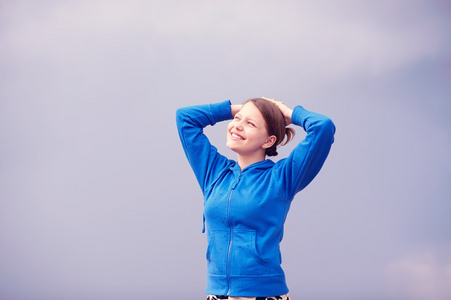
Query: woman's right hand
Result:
<box><xmin>231</xmin><ymin>104</ymin><xmax>242</xmax><ymax>117</ymax></box>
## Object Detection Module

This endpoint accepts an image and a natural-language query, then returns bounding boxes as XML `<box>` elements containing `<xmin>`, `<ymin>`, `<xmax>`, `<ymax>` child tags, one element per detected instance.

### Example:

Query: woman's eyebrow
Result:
<box><xmin>238</xmin><ymin>113</ymin><xmax>259</xmax><ymax>124</ymax></box>
<box><xmin>246</xmin><ymin>117</ymin><xmax>260</xmax><ymax>125</ymax></box>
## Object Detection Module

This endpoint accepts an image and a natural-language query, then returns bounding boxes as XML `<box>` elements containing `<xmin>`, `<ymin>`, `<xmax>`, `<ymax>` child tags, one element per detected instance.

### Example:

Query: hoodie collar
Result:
<box><xmin>230</xmin><ymin>159</ymin><xmax>275</xmax><ymax>174</ymax></box>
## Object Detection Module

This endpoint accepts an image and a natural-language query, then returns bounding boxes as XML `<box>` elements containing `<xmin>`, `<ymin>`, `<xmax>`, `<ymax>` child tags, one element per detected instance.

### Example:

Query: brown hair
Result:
<box><xmin>243</xmin><ymin>98</ymin><xmax>295</xmax><ymax>156</ymax></box>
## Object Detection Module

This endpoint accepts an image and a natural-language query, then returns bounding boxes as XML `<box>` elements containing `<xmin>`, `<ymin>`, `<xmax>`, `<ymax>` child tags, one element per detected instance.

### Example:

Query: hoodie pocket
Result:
<box><xmin>206</xmin><ymin>230</ymin><xmax>229</xmax><ymax>276</ymax></box>
<box><xmin>231</xmin><ymin>230</ymin><xmax>280</xmax><ymax>276</ymax></box>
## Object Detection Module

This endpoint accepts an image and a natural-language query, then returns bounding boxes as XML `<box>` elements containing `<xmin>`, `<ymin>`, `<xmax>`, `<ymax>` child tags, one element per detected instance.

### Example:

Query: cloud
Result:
<box><xmin>386</xmin><ymin>251</ymin><xmax>451</xmax><ymax>300</ymax></box>
<box><xmin>2</xmin><ymin>0</ymin><xmax>449</xmax><ymax>79</ymax></box>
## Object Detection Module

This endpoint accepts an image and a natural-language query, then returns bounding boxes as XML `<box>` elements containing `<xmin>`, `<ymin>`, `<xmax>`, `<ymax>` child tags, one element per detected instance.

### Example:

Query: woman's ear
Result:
<box><xmin>262</xmin><ymin>135</ymin><xmax>277</xmax><ymax>149</ymax></box>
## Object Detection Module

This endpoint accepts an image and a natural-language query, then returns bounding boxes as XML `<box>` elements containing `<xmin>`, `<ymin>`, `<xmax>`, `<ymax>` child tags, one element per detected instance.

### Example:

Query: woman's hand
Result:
<box><xmin>231</xmin><ymin>104</ymin><xmax>242</xmax><ymax>117</ymax></box>
<box><xmin>261</xmin><ymin>97</ymin><xmax>293</xmax><ymax>125</ymax></box>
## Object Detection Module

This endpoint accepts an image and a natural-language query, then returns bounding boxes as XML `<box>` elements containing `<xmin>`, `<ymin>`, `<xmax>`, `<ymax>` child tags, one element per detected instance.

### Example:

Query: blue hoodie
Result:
<box><xmin>176</xmin><ymin>100</ymin><xmax>335</xmax><ymax>297</ymax></box>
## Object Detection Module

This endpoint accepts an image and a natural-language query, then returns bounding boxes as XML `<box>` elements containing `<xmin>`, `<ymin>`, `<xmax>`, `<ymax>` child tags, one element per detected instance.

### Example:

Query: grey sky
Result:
<box><xmin>1</xmin><ymin>1</ymin><xmax>450</xmax><ymax>299</ymax></box>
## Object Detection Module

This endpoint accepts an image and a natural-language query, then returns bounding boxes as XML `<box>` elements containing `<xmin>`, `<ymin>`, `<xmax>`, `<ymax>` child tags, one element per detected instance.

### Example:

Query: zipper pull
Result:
<box><xmin>231</xmin><ymin>173</ymin><xmax>242</xmax><ymax>190</ymax></box>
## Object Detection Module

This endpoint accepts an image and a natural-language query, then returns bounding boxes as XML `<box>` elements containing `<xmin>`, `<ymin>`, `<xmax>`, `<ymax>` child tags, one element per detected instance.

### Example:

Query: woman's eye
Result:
<box><xmin>248</xmin><ymin>122</ymin><xmax>255</xmax><ymax>127</ymax></box>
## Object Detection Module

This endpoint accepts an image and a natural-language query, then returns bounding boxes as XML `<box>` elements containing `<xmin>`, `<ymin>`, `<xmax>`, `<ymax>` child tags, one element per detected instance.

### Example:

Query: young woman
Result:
<box><xmin>176</xmin><ymin>97</ymin><xmax>335</xmax><ymax>299</ymax></box>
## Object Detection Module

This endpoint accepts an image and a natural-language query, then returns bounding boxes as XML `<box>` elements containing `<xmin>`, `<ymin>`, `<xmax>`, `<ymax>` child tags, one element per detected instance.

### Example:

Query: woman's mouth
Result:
<box><xmin>231</xmin><ymin>132</ymin><xmax>244</xmax><ymax>140</ymax></box>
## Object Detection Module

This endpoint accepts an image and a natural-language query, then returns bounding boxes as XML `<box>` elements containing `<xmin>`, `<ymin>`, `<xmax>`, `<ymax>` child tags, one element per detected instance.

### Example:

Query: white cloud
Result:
<box><xmin>386</xmin><ymin>252</ymin><xmax>451</xmax><ymax>300</ymax></box>
<box><xmin>2</xmin><ymin>0</ymin><xmax>449</xmax><ymax>78</ymax></box>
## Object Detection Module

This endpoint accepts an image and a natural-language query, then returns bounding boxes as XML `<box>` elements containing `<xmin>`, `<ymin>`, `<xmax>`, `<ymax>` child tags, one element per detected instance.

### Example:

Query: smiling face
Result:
<box><xmin>226</xmin><ymin>102</ymin><xmax>276</xmax><ymax>158</ymax></box>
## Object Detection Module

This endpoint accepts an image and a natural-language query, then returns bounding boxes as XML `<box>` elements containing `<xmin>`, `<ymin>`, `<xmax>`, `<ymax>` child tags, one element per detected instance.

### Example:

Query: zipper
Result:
<box><xmin>226</xmin><ymin>172</ymin><xmax>241</xmax><ymax>295</ymax></box>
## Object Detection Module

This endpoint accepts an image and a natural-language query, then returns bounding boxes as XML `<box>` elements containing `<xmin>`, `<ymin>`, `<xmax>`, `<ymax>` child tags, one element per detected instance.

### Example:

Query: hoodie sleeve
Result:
<box><xmin>176</xmin><ymin>100</ymin><xmax>233</xmax><ymax>194</ymax></box>
<box><xmin>273</xmin><ymin>105</ymin><xmax>336</xmax><ymax>201</ymax></box>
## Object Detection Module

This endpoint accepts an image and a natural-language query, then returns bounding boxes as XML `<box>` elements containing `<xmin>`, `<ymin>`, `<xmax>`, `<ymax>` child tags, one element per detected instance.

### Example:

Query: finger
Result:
<box><xmin>261</xmin><ymin>96</ymin><xmax>275</xmax><ymax>101</ymax></box>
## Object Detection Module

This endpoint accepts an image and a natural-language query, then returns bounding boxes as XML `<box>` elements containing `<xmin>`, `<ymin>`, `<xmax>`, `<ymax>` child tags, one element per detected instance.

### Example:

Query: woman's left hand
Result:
<box><xmin>261</xmin><ymin>97</ymin><xmax>293</xmax><ymax>125</ymax></box>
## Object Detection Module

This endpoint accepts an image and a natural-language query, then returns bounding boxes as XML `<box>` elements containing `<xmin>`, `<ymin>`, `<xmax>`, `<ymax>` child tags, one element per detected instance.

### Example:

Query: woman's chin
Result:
<box><xmin>226</xmin><ymin>142</ymin><xmax>239</xmax><ymax>153</ymax></box>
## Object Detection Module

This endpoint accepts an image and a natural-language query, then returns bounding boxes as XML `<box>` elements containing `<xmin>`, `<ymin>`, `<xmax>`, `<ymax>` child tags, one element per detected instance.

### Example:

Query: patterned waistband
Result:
<box><xmin>207</xmin><ymin>293</ymin><xmax>290</xmax><ymax>300</ymax></box>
